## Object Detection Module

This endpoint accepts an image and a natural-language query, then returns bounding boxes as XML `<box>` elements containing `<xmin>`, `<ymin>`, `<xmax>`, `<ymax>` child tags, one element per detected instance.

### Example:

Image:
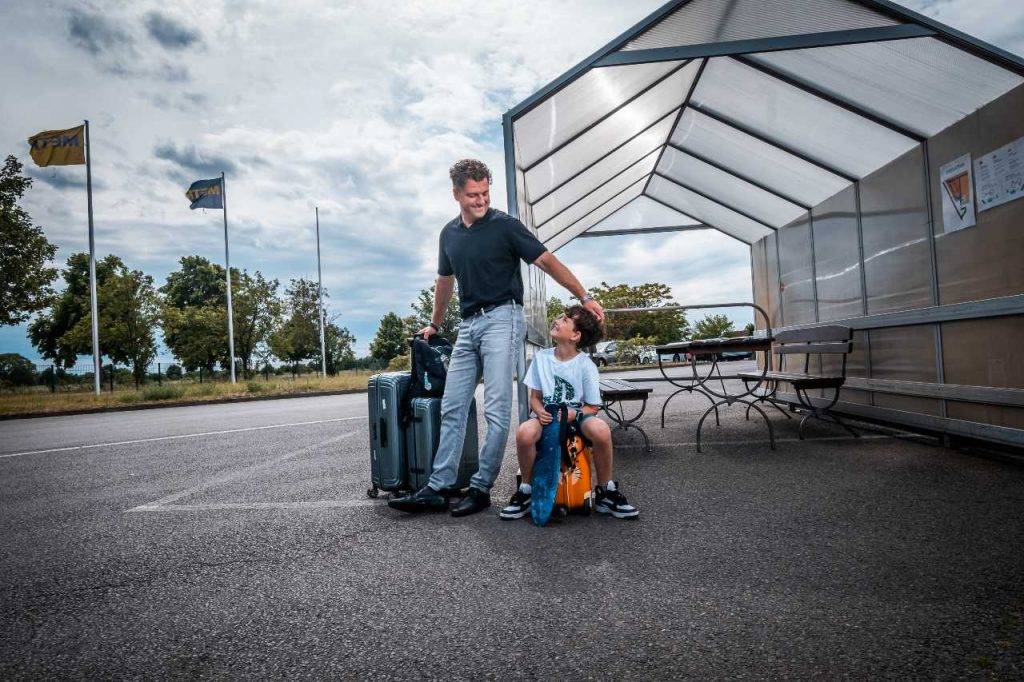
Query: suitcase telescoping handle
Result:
<box><xmin>379</xmin><ymin>417</ymin><xmax>387</xmax><ymax>448</ymax></box>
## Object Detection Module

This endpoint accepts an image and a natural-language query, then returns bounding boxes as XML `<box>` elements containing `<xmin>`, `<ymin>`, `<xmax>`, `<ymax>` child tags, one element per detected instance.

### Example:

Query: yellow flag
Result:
<box><xmin>28</xmin><ymin>125</ymin><xmax>86</xmax><ymax>167</ymax></box>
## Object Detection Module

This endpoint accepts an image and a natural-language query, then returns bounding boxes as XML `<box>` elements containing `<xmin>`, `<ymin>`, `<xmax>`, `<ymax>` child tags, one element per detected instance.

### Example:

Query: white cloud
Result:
<box><xmin>1</xmin><ymin>0</ymin><xmax>1022</xmax><ymax>358</ymax></box>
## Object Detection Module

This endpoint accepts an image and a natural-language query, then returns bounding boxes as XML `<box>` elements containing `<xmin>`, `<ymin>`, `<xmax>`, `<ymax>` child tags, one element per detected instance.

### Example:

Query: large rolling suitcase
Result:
<box><xmin>367</xmin><ymin>372</ymin><xmax>411</xmax><ymax>498</ymax></box>
<box><xmin>406</xmin><ymin>396</ymin><xmax>480</xmax><ymax>492</ymax></box>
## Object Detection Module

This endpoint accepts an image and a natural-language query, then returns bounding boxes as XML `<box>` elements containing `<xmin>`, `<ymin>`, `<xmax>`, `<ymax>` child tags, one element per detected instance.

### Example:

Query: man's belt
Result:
<box><xmin>468</xmin><ymin>300</ymin><xmax>515</xmax><ymax>317</ymax></box>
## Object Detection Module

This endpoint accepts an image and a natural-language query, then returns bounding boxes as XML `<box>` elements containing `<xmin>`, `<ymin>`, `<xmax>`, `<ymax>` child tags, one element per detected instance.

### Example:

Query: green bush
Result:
<box><xmin>143</xmin><ymin>385</ymin><xmax>185</xmax><ymax>401</ymax></box>
<box><xmin>246</xmin><ymin>381</ymin><xmax>264</xmax><ymax>394</ymax></box>
<box><xmin>615</xmin><ymin>335</ymin><xmax>657</xmax><ymax>364</ymax></box>
<box><xmin>387</xmin><ymin>354</ymin><xmax>411</xmax><ymax>371</ymax></box>
<box><xmin>118</xmin><ymin>393</ymin><xmax>141</xmax><ymax>404</ymax></box>
<box><xmin>192</xmin><ymin>384</ymin><xmax>216</xmax><ymax>397</ymax></box>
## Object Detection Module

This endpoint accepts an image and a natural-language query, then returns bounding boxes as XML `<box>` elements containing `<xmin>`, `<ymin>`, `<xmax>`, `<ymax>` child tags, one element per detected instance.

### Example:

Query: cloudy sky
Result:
<box><xmin>2</xmin><ymin>0</ymin><xmax>1023</xmax><ymax>363</ymax></box>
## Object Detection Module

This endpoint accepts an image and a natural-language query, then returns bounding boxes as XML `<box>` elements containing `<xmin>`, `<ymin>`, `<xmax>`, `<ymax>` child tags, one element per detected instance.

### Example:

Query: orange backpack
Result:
<box><xmin>554</xmin><ymin>432</ymin><xmax>595</xmax><ymax>515</ymax></box>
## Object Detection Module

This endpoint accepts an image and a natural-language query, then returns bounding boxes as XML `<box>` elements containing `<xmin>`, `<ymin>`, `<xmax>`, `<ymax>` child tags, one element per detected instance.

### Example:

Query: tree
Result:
<box><xmin>744</xmin><ymin>322</ymin><xmax>756</xmax><ymax>336</ymax></box>
<box><xmin>324</xmin><ymin>321</ymin><xmax>356</xmax><ymax>374</ymax></box>
<box><xmin>589</xmin><ymin>281</ymin><xmax>688</xmax><ymax>344</ymax></box>
<box><xmin>370</xmin><ymin>312</ymin><xmax>406</xmax><ymax>364</ymax></box>
<box><xmin>405</xmin><ymin>285</ymin><xmax>461</xmax><ymax>343</ymax></box>
<box><xmin>161</xmin><ymin>305</ymin><xmax>225</xmax><ymax>375</ymax></box>
<box><xmin>165</xmin><ymin>364</ymin><xmax>183</xmax><ymax>380</ymax></box>
<box><xmin>61</xmin><ymin>262</ymin><xmax>159</xmax><ymax>386</ymax></box>
<box><xmin>160</xmin><ymin>256</ymin><xmax>232</xmax><ymax>374</ymax></box>
<box><xmin>0</xmin><ymin>353</ymin><xmax>36</xmax><ymax>388</ymax></box>
<box><xmin>231</xmin><ymin>271</ymin><xmax>281</xmax><ymax>377</ymax></box>
<box><xmin>28</xmin><ymin>253</ymin><xmax>123</xmax><ymax>368</ymax></box>
<box><xmin>0</xmin><ymin>156</ymin><xmax>58</xmax><ymax>326</ymax></box>
<box><xmin>692</xmin><ymin>314</ymin><xmax>734</xmax><ymax>340</ymax></box>
<box><xmin>268</xmin><ymin>278</ymin><xmax>321</xmax><ymax>373</ymax></box>
<box><xmin>546</xmin><ymin>296</ymin><xmax>566</xmax><ymax>327</ymax></box>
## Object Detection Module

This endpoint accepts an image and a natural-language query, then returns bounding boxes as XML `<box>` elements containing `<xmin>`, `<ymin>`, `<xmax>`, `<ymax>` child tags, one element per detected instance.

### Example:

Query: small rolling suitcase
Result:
<box><xmin>406</xmin><ymin>396</ymin><xmax>480</xmax><ymax>492</ymax></box>
<box><xmin>367</xmin><ymin>372</ymin><xmax>411</xmax><ymax>498</ymax></box>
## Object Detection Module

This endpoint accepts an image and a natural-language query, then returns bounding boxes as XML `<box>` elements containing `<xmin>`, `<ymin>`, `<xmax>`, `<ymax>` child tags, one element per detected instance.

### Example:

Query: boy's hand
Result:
<box><xmin>537</xmin><ymin>410</ymin><xmax>553</xmax><ymax>425</ymax></box>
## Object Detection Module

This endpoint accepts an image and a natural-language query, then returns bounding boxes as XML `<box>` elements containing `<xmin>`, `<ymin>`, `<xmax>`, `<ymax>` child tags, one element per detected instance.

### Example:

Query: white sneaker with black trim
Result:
<box><xmin>595</xmin><ymin>484</ymin><xmax>639</xmax><ymax>519</ymax></box>
<box><xmin>499</xmin><ymin>489</ymin><xmax>532</xmax><ymax>520</ymax></box>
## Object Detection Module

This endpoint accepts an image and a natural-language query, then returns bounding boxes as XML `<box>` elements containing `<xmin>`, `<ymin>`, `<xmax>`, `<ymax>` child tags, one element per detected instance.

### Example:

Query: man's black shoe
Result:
<box><xmin>450</xmin><ymin>487</ymin><xmax>491</xmax><ymax>517</ymax></box>
<box><xmin>387</xmin><ymin>485</ymin><xmax>447</xmax><ymax>513</ymax></box>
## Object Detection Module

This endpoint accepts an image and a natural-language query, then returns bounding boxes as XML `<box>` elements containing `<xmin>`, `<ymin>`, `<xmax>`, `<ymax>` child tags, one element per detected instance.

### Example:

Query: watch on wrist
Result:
<box><xmin>428</xmin><ymin>322</ymin><xmax>440</xmax><ymax>331</ymax></box>
<box><xmin>579</xmin><ymin>293</ymin><xmax>594</xmax><ymax>304</ymax></box>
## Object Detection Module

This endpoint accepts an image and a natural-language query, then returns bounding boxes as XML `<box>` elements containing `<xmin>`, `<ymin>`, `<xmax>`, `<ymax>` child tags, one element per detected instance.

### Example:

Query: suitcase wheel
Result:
<box><xmin>367</xmin><ymin>486</ymin><xmax>379</xmax><ymax>499</ymax></box>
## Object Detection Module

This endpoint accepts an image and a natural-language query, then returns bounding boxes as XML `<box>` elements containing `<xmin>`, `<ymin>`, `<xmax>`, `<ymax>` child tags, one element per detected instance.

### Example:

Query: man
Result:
<box><xmin>388</xmin><ymin>158</ymin><xmax>605</xmax><ymax>517</ymax></box>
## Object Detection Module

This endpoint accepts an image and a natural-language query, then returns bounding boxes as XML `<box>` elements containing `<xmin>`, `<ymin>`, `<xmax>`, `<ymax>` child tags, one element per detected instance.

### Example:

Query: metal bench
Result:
<box><xmin>598</xmin><ymin>378</ymin><xmax>653</xmax><ymax>452</ymax></box>
<box><xmin>738</xmin><ymin>325</ymin><xmax>859</xmax><ymax>440</ymax></box>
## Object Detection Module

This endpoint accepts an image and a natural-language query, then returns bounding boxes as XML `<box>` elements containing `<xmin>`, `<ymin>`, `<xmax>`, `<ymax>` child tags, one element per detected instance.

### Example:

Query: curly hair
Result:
<box><xmin>449</xmin><ymin>159</ymin><xmax>492</xmax><ymax>189</ymax></box>
<box><xmin>566</xmin><ymin>304</ymin><xmax>603</xmax><ymax>350</ymax></box>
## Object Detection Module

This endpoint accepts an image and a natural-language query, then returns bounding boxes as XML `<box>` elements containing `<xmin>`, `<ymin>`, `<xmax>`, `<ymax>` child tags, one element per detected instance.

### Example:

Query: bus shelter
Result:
<box><xmin>503</xmin><ymin>0</ymin><xmax>1024</xmax><ymax>448</ymax></box>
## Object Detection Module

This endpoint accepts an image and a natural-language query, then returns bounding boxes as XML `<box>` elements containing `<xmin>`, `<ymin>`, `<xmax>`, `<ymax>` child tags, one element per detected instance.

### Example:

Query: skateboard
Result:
<box><xmin>531</xmin><ymin>404</ymin><xmax>569</xmax><ymax>527</ymax></box>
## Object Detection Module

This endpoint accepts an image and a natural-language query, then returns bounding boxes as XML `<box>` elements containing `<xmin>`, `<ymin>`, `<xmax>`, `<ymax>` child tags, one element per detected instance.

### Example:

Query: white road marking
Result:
<box><xmin>126</xmin><ymin>431</ymin><xmax>358</xmax><ymax>511</ymax></box>
<box><xmin>0</xmin><ymin>417</ymin><xmax>365</xmax><ymax>460</ymax></box>
<box><xmin>128</xmin><ymin>499</ymin><xmax>377</xmax><ymax>512</ymax></box>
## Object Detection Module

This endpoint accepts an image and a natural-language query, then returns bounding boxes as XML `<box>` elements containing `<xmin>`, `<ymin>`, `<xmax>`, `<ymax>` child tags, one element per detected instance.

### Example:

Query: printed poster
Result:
<box><xmin>939</xmin><ymin>153</ymin><xmax>975</xmax><ymax>233</ymax></box>
<box><xmin>973</xmin><ymin>135</ymin><xmax>1024</xmax><ymax>212</ymax></box>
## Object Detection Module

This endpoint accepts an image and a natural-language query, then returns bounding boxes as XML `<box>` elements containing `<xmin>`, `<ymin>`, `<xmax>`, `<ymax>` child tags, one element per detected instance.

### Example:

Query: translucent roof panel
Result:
<box><xmin>647</xmin><ymin>175</ymin><xmax>773</xmax><ymax>244</ymax></box>
<box><xmin>746</xmin><ymin>37</ymin><xmax>1024</xmax><ymax>138</ymax></box>
<box><xmin>538</xmin><ymin>149</ymin><xmax>659</xmax><ymax>242</ymax></box>
<box><xmin>513</xmin><ymin>59</ymin><xmax>682</xmax><ymax>169</ymax></box>
<box><xmin>657</xmin><ymin>146</ymin><xmax>807</xmax><ymax>228</ymax></box>
<box><xmin>621</xmin><ymin>0</ymin><xmax>898</xmax><ymax>51</ymax></box>
<box><xmin>670</xmin><ymin>107</ymin><xmax>849</xmax><ymax>207</ymax></box>
<box><xmin>546</xmin><ymin>180</ymin><xmax>646</xmax><ymax>252</ymax></box>
<box><xmin>524</xmin><ymin>59</ymin><xmax>700</xmax><ymax>200</ymax></box>
<box><xmin>689</xmin><ymin>57</ymin><xmax>919</xmax><ymax>178</ymax></box>
<box><xmin>530</xmin><ymin>111</ymin><xmax>675</xmax><ymax>225</ymax></box>
<box><xmin>587</xmin><ymin>195</ymin><xmax>700</xmax><ymax>234</ymax></box>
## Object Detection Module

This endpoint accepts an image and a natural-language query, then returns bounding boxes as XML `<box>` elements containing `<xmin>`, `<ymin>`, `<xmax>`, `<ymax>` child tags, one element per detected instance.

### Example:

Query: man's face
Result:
<box><xmin>453</xmin><ymin>178</ymin><xmax>490</xmax><ymax>222</ymax></box>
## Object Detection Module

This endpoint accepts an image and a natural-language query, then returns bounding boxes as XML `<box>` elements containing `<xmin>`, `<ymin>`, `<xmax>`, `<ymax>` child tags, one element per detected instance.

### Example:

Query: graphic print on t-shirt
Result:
<box><xmin>545</xmin><ymin>375</ymin><xmax>576</xmax><ymax>406</ymax></box>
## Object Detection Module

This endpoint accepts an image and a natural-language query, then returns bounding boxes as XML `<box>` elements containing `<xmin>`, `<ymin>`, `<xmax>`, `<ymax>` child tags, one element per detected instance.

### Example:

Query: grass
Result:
<box><xmin>0</xmin><ymin>371</ymin><xmax>375</xmax><ymax>417</ymax></box>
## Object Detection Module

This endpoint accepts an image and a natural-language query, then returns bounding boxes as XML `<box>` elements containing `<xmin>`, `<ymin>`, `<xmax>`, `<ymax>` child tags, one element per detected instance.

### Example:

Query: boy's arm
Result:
<box><xmin>530</xmin><ymin>389</ymin><xmax>551</xmax><ymax>423</ymax></box>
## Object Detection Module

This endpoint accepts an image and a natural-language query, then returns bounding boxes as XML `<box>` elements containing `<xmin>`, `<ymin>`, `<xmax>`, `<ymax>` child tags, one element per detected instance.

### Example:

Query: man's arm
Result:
<box><xmin>417</xmin><ymin>275</ymin><xmax>454</xmax><ymax>338</ymax></box>
<box><xmin>533</xmin><ymin>251</ymin><xmax>605</xmax><ymax>322</ymax></box>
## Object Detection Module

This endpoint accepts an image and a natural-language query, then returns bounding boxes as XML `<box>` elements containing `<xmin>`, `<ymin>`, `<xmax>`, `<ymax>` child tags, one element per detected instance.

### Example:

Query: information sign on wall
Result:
<box><xmin>973</xmin><ymin>135</ymin><xmax>1024</xmax><ymax>213</ymax></box>
<box><xmin>940</xmin><ymin>153</ymin><xmax>976</xmax><ymax>233</ymax></box>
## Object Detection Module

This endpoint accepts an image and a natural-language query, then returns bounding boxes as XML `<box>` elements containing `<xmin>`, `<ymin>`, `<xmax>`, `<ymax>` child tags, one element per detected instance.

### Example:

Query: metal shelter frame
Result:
<box><xmin>502</xmin><ymin>0</ymin><xmax>1024</xmax><ymax>443</ymax></box>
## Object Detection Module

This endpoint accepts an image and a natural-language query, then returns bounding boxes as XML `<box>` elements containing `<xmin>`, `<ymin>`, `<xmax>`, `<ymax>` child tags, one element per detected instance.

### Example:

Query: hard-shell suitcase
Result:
<box><xmin>367</xmin><ymin>372</ymin><xmax>410</xmax><ymax>498</ymax></box>
<box><xmin>406</xmin><ymin>396</ymin><xmax>480</xmax><ymax>492</ymax></box>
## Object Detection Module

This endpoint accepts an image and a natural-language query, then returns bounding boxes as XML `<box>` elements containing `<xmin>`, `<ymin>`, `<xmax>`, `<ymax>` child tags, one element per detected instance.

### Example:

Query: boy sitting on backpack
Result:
<box><xmin>500</xmin><ymin>305</ymin><xmax>639</xmax><ymax>520</ymax></box>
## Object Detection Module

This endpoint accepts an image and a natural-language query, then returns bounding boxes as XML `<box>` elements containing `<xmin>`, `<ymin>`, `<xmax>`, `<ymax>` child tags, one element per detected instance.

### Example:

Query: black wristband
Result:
<box><xmin>428</xmin><ymin>322</ymin><xmax>439</xmax><ymax>331</ymax></box>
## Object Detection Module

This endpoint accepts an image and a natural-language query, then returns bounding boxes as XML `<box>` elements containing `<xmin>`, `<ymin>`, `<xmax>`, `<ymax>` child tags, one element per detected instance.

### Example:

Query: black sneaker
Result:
<box><xmin>499</xmin><ymin>489</ymin><xmax>532</xmax><ymax>520</ymax></box>
<box><xmin>595</xmin><ymin>484</ymin><xmax>639</xmax><ymax>519</ymax></box>
<box><xmin>387</xmin><ymin>485</ymin><xmax>447</xmax><ymax>513</ymax></box>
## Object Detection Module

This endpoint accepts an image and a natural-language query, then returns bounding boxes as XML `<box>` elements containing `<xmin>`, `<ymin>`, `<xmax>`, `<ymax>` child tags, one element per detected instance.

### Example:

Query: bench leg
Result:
<box><xmin>697</xmin><ymin>398</ymin><xmax>775</xmax><ymax>452</ymax></box>
<box><xmin>661</xmin><ymin>387</ymin><xmax>718</xmax><ymax>428</ymax></box>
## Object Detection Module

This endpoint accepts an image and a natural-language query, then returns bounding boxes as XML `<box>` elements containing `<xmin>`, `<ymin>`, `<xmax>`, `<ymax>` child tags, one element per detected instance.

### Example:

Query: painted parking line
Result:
<box><xmin>0</xmin><ymin>416</ymin><xmax>365</xmax><ymax>460</ymax></box>
<box><xmin>128</xmin><ymin>500</ymin><xmax>378</xmax><ymax>513</ymax></box>
<box><xmin>126</xmin><ymin>430</ymin><xmax>359</xmax><ymax>512</ymax></box>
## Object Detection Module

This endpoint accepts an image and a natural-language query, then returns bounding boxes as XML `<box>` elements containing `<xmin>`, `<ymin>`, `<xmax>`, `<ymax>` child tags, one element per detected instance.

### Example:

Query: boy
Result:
<box><xmin>500</xmin><ymin>305</ymin><xmax>639</xmax><ymax>520</ymax></box>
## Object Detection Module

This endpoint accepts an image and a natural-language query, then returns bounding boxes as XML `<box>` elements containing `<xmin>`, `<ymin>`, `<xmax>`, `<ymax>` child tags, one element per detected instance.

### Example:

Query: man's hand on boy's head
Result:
<box><xmin>583</xmin><ymin>298</ymin><xmax>605</xmax><ymax>322</ymax></box>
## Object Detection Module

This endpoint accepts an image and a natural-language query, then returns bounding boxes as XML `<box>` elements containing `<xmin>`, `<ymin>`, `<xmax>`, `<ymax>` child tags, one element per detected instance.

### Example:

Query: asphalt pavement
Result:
<box><xmin>2</xmin><ymin>365</ymin><xmax>1023</xmax><ymax>679</ymax></box>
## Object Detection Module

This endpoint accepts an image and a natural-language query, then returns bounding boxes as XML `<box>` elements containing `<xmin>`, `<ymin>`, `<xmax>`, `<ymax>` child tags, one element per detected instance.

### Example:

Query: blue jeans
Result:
<box><xmin>428</xmin><ymin>301</ymin><xmax>525</xmax><ymax>493</ymax></box>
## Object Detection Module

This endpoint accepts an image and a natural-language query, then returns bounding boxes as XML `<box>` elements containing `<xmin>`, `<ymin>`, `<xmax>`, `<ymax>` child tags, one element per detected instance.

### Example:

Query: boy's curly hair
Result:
<box><xmin>449</xmin><ymin>159</ymin><xmax>492</xmax><ymax>189</ymax></box>
<box><xmin>566</xmin><ymin>304</ymin><xmax>603</xmax><ymax>350</ymax></box>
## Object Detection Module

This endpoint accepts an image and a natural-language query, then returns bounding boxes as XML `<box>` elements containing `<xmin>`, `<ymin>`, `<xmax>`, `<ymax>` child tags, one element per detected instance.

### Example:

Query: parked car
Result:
<box><xmin>590</xmin><ymin>340</ymin><xmax>618</xmax><ymax>367</ymax></box>
<box><xmin>718</xmin><ymin>350</ymin><xmax>753</xmax><ymax>361</ymax></box>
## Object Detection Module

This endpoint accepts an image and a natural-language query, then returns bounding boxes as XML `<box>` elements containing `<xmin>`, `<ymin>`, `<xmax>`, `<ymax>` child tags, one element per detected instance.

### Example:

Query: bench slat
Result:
<box><xmin>738</xmin><ymin>370</ymin><xmax>844</xmax><ymax>389</ymax></box>
<box><xmin>774</xmin><ymin>341</ymin><xmax>852</xmax><ymax>355</ymax></box>
<box><xmin>773</xmin><ymin>325</ymin><xmax>852</xmax><ymax>343</ymax></box>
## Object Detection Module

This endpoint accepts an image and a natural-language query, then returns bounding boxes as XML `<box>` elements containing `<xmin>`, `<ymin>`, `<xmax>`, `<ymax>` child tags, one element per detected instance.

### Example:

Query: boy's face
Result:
<box><xmin>549</xmin><ymin>313</ymin><xmax>581</xmax><ymax>346</ymax></box>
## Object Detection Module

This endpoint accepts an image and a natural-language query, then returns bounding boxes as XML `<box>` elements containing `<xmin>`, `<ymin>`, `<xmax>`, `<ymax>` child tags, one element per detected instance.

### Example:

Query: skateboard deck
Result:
<box><xmin>531</xmin><ymin>405</ymin><xmax>565</xmax><ymax>527</ymax></box>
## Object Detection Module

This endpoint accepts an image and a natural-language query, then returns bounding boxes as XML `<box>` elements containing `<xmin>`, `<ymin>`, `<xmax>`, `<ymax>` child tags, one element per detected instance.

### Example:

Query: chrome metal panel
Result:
<box><xmin>941</xmin><ymin>316</ymin><xmax>1024</xmax><ymax>390</ymax></box>
<box><xmin>868</xmin><ymin>325</ymin><xmax>938</xmax><ymax>382</ymax></box>
<box><xmin>929</xmin><ymin>85</ymin><xmax>1024</xmax><ymax>305</ymax></box>
<box><xmin>811</xmin><ymin>186</ymin><xmax>864</xmax><ymax>322</ymax></box>
<box><xmin>859</xmin><ymin>147</ymin><xmax>932</xmax><ymax>313</ymax></box>
<box><xmin>763</xmin><ymin>233</ymin><xmax>783</xmax><ymax>329</ymax></box>
<box><xmin>777</xmin><ymin>215</ymin><xmax>816</xmax><ymax>326</ymax></box>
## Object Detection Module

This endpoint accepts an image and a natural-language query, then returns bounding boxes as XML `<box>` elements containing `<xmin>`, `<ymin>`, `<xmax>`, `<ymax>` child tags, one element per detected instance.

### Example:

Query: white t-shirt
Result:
<box><xmin>524</xmin><ymin>348</ymin><xmax>602</xmax><ymax>409</ymax></box>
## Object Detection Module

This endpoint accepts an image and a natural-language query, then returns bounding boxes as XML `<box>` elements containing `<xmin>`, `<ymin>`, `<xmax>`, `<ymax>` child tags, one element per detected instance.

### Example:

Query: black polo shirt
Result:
<box><xmin>438</xmin><ymin>208</ymin><xmax>547</xmax><ymax>318</ymax></box>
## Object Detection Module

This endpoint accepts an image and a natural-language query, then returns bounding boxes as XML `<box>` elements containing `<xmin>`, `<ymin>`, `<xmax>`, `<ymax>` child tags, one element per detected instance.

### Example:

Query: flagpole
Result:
<box><xmin>221</xmin><ymin>171</ymin><xmax>236</xmax><ymax>383</ymax></box>
<box><xmin>84</xmin><ymin>120</ymin><xmax>101</xmax><ymax>395</ymax></box>
<box><xmin>316</xmin><ymin>206</ymin><xmax>326</xmax><ymax>378</ymax></box>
